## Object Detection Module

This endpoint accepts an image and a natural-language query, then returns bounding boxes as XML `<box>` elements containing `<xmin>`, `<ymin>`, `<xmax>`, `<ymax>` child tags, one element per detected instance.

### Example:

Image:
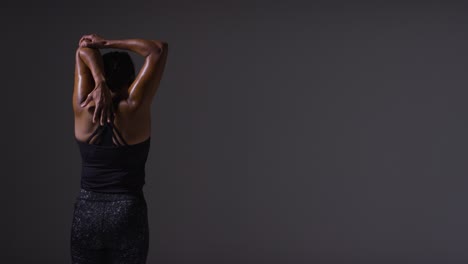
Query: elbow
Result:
<box><xmin>156</xmin><ymin>42</ymin><xmax>169</xmax><ymax>58</ymax></box>
<box><xmin>75</xmin><ymin>47</ymin><xmax>87</xmax><ymax>60</ymax></box>
<box><xmin>146</xmin><ymin>41</ymin><xmax>168</xmax><ymax>61</ymax></box>
<box><xmin>150</xmin><ymin>40</ymin><xmax>168</xmax><ymax>54</ymax></box>
<box><xmin>146</xmin><ymin>52</ymin><xmax>161</xmax><ymax>64</ymax></box>
<box><xmin>146</xmin><ymin>42</ymin><xmax>160</xmax><ymax>57</ymax></box>
<box><xmin>76</xmin><ymin>46</ymin><xmax>92</xmax><ymax>54</ymax></box>
<box><xmin>76</xmin><ymin>46</ymin><xmax>96</xmax><ymax>58</ymax></box>
<box><xmin>75</xmin><ymin>46</ymin><xmax>85</xmax><ymax>57</ymax></box>
<box><xmin>161</xmin><ymin>42</ymin><xmax>168</xmax><ymax>53</ymax></box>
<box><xmin>160</xmin><ymin>41</ymin><xmax>169</xmax><ymax>49</ymax></box>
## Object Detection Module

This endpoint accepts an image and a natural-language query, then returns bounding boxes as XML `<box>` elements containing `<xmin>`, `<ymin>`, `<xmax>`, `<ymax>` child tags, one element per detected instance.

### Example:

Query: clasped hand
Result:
<box><xmin>79</xmin><ymin>34</ymin><xmax>107</xmax><ymax>49</ymax></box>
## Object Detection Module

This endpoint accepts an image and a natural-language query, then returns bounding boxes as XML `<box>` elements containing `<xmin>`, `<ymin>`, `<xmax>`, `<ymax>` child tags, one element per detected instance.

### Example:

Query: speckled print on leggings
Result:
<box><xmin>70</xmin><ymin>188</ymin><xmax>149</xmax><ymax>264</ymax></box>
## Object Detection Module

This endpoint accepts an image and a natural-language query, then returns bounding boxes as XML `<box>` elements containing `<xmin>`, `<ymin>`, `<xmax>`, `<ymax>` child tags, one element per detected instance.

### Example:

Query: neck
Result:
<box><xmin>111</xmin><ymin>90</ymin><xmax>122</xmax><ymax>98</ymax></box>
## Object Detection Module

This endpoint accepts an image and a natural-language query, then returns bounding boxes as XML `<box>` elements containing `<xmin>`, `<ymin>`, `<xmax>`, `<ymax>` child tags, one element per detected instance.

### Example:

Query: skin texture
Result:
<box><xmin>72</xmin><ymin>34</ymin><xmax>169</xmax><ymax>145</ymax></box>
<box><xmin>74</xmin><ymin>46</ymin><xmax>114</xmax><ymax>125</ymax></box>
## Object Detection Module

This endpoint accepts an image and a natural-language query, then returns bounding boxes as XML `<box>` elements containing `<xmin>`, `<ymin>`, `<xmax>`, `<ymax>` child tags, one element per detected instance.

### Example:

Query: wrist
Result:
<box><xmin>93</xmin><ymin>73</ymin><xmax>106</xmax><ymax>82</ymax></box>
<box><xmin>94</xmin><ymin>77</ymin><xmax>107</xmax><ymax>86</ymax></box>
<box><xmin>103</xmin><ymin>39</ymin><xmax>115</xmax><ymax>48</ymax></box>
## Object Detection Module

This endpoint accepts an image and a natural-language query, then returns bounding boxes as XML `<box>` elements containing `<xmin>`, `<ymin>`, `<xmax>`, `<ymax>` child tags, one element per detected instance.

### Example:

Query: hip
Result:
<box><xmin>75</xmin><ymin>188</ymin><xmax>146</xmax><ymax>203</ymax></box>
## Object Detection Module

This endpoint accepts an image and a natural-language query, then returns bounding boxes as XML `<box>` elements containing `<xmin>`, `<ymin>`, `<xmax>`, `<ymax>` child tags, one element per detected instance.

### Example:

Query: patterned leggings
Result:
<box><xmin>70</xmin><ymin>188</ymin><xmax>149</xmax><ymax>264</ymax></box>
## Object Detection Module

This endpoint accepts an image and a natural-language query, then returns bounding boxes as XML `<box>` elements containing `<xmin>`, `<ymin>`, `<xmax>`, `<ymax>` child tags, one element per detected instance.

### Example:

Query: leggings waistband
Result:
<box><xmin>76</xmin><ymin>188</ymin><xmax>145</xmax><ymax>202</ymax></box>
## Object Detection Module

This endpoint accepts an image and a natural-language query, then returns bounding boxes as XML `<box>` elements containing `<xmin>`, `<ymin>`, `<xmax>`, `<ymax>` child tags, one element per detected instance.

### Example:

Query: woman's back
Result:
<box><xmin>75</xmin><ymin>99</ymin><xmax>151</xmax><ymax>146</ymax></box>
<box><xmin>76</xmin><ymin>127</ymin><xmax>151</xmax><ymax>194</ymax></box>
<box><xmin>75</xmin><ymin>97</ymin><xmax>153</xmax><ymax>193</ymax></box>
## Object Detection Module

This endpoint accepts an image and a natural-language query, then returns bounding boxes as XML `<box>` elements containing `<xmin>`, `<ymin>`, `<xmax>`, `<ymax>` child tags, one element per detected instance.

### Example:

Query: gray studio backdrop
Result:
<box><xmin>3</xmin><ymin>1</ymin><xmax>468</xmax><ymax>263</ymax></box>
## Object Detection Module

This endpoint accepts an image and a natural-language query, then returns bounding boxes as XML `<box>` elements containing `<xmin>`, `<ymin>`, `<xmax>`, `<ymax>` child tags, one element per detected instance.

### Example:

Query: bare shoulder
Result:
<box><xmin>116</xmin><ymin>99</ymin><xmax>150</xmax><ymax>117</ymax></box>
<box><xmin>116</xmin><ymin>100</ymin><xmax>152</xmax><ymax>143</ymax></box>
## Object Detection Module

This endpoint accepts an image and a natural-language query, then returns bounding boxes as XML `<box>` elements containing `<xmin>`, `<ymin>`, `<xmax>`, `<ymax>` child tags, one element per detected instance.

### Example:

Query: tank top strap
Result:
<box><xmin>108</xmin><ymin>121</ymin><xmax>129</xmax><ymax>146</ymax></box>
<box><xmin>86</xmin><ymin>125</ymin><xmax>104</xmax><ymax>144</ymax></box>
<box><xmin>85</xmin><ymin>120</ymin><xmax>129</xmax><ymax>147</ymax></box>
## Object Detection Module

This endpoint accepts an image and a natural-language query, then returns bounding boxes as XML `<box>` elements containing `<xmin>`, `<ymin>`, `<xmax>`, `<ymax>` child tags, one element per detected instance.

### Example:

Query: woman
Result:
<box><xmin>70</xmin><ymin>34</ymin><xmax>168</xmax><ymax>264</ymax></box>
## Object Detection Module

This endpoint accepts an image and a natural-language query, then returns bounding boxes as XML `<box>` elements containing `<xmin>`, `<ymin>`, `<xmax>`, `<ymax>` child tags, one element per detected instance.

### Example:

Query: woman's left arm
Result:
<box><xmin>73</xmin><ymin>46</ymin><xmax>113</xmax><ymax>125</ymax></box>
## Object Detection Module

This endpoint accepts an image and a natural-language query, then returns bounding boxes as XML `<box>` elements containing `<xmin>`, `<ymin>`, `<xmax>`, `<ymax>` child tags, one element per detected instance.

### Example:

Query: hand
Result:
<box><xmin>80</xmin><ymin>81</ymin><xmax>114</xmax><ymax>125</ymax></box>
<box><xmin>79</xmin><ymin>34</ymin><xmax>107</xmax><ymax>49</ymax></box>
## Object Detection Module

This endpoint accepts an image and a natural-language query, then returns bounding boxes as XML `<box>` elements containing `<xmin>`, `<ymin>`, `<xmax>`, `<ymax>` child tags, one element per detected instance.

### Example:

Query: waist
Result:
<box><xmin>76</xmin><ymin>188</ymin><xmax>145</xmax><ymax>201</ymax></box>
<box><xmin>80</xmin><ymin>166</ymin><xmax>146</xmax><ymax>193</ymax></box>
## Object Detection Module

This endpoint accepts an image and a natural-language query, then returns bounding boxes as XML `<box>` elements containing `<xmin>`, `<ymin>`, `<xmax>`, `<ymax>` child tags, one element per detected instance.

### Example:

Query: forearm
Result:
<box><xmin>77</xmin><ymin>47</ymin><xmax>106</xmax><ymax>84</ymax></box>
<box><xmin>103</xmin><ymin>38</ymin><xmax>161</xmax><ymax>57</ymax></box>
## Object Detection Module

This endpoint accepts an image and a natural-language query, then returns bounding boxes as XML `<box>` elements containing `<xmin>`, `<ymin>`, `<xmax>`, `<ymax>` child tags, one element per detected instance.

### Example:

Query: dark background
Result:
<box><xmin>3</xmin><ymin>0</ymin><xmax>468</xmax><ymax>263</ymax></box>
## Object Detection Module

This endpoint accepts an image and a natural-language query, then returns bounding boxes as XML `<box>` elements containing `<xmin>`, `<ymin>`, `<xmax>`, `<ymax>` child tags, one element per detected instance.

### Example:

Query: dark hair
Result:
<box><xmin>102</xmin><ymin>51</ymin><xmax>135</xmax><ymax>92</ymax></box>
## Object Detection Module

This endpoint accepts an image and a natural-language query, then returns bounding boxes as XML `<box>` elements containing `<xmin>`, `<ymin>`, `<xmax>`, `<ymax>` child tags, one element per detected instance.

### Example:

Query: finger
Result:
<box><xmin>82</xmin><ymin>41</ymin><xmax>95</xmax><ymax>48</ymax></box>
<box><xmin>100</xmin><ymin>105</ymin><xmax>106</xmax><ymax>126</ymax></box>
<box><xmin>79</xmin><ymin>36</ymin><xmax>90</xmax><ymax>44</ymax></box>
<box><xmin>106</xmin><ymin>106</ymin><xmax>111</xmax><ymax>124</ymax></box>
<box><xmin>104</xmin><ymin>99</ymin><xmax>112</xmax><ymax>124</ymax></box>
<box><xmin>93</xmin><ymin>102</ymin><xmax>102</xmax><ymax>124</ymax></box>
<box><xmin>81</xmin><ymin>94</ymin><xmax>92</xmax><ymax>107</ymax></box>
<box><xmin>104</xmin><ymin>103</ymin><xmax>111</xmax><ymax>124</ymax></box>
<box><xmin>85</xmin><ymin>34</ymin><xmax>96</xmax><ymax>41</ymax></box>
<box><xmin>92</xmin><ymin>107</ymin><xmax>97</xmax><ymax>124</ymax></box>
<box><xmin>107</xmin><ymin>106</ymin><xmax>112</xmax><ymax>123</ymax></box>
<box><xmin>80</xmin><ymin>39</ymin><xmax>92</xmax><ymax>47</ymax></box>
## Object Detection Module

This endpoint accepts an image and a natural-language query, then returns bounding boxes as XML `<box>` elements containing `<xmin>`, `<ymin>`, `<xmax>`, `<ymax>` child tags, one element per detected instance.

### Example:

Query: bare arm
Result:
<box><xmin>144</xmin><ymin>40</ymin><xmax>169</xmax><ymax>102</ymax></box>
<box><xmin>73</xmin><ymin>46</ymin><xmax>113</xmax><ymax>125</ymax></box>
<box><xmin>103</xmin><ymin>39</ymin><xmax>167</xmax><ymax>111</ymax></box>
<box><xmin>77</xmin><ymin>47</ymin><xmax>106</xmax><ymax>83</ymax></box>
<box><xmin>80</xmin><ymin>34</ymin><xmax>168</xmax><ymax>111</ymax></box>
<box><xmin>104</xmin><ymin>39</ymin><xmax>161</xmax><ymax>58</ymax></box>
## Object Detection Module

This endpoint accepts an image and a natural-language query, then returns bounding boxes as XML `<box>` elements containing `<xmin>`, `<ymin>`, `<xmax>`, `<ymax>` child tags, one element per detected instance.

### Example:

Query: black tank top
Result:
<box><xmin>75</xmin><ymin>120</ymin><xmax>151</xmax><ymax>194</ymax></box>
